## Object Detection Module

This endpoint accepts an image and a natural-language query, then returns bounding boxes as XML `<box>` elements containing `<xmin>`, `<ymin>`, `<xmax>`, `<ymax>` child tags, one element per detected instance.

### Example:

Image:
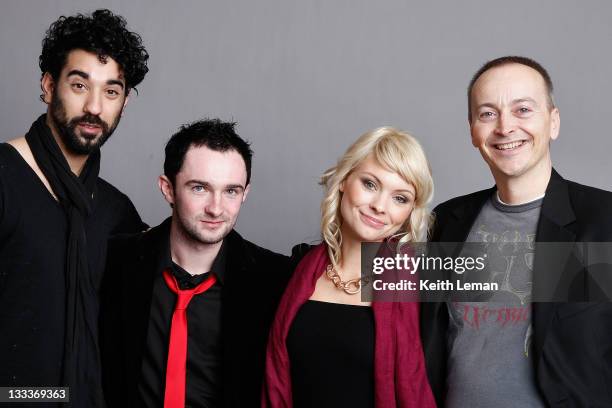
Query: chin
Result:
<box><xmin>499</xmin><ymin>166</ymin><xmax>530</xmax><ymax>178</ymax></box>
<box><xmin>489</xmin><ymin>160</ymin><xmax>530</xmax><ymax>178</ymax></box>
<box><xmin>355</xmin><ymin>229</ymin><xmax>387</xmax><ymax>243</ymax></box>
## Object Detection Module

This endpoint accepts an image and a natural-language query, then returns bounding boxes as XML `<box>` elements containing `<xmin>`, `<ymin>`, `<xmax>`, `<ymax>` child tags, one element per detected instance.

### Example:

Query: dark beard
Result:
<box><xmin>49</xmin><ymin>89</ymin><xmax>122</xmax><ymax>155</ymax></box>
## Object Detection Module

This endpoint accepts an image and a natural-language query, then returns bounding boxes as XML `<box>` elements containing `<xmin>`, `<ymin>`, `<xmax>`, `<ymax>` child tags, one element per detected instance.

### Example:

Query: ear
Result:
<box><xmin>549</xmin><ymin>107</ymin><xmax>560</xmax><ymax>141</ymax></box>
<box><xmin>241</xmin><ymin>184</ymin><xmax>251</xmax><ymax>203</ymax></box>
<box><xmin>339</xmin><ymin>179</ymin><xmax>345</xmax><ymax>193</ymax></box>
<box><xmin>469</xmin><ymin>122</ymin><xmax>480</xmax><ymax>148</ymax></box>
<box><xmin>120</xmin><ymin>94</ymin><xmax>130</xmax><ymax>117</ymax></box>
<box><xmin>41</xmin><ymin>72</ymin><xmax>55</xmax><ymax>105</ymax></box>
<box><xmin>158</xmin><ymin>175</ymin><xmax>175</xmax><ymax>207</ymax></box>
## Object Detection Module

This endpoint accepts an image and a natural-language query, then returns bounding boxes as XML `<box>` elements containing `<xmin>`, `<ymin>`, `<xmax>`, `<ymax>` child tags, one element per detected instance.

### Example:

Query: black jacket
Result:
<box><xmin>421</xmin><ymin>169</ymin><xmax>612</xmax><ymax>408</ymax></box>
<box><xmin>99</xmin><ymin>218</ymin><xmax>292</xmax><ymax>407</ymax></box>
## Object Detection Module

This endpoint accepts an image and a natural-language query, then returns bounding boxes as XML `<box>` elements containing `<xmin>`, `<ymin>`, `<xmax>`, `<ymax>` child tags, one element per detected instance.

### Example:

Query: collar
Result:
<box><xmin>449</xmin><ymin>168</ymin><xmax>574</xmax><ymax>226</ymax></box>
<box><xmin>139</xmin><ymin>217</ymin><xmax>248</xmax><ymax>285</ymax></box>
<box><xmin>540</xmin><ymin>168</ymin><xmax>576</xmax><ymax>228</ymax></box>
<box><xmin>495</xmin><ymin>191</ymin><xmax>545</xmax><ymax>206</ymax></box>
<box><xmin>491</xmin><ymin>191</ymin><xmax>543</xmax><ymax>213</ymax></box>
<box><xmin>160</xmin><ymin>224</ymin><xmax>227</xmax><ymax>285</ymax></box>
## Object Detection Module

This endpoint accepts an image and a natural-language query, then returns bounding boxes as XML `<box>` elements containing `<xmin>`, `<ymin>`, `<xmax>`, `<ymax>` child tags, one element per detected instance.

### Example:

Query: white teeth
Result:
<box><xmin>496</xmin><ymin>140</ymin><xmax>524</xmax><ymax>150</ymax></box>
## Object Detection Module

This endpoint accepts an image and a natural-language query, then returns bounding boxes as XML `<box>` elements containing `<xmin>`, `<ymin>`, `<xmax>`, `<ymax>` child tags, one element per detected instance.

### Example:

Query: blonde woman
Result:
<box><xmin>263</xmin><ymin>127</ymin><xmax>436</xmax><ymax>408</ymax></box>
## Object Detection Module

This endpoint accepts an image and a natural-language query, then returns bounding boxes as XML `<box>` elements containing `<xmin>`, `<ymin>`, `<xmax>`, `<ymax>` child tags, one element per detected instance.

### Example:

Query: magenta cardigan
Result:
<box><xmin>262</xmin><ymin>244</ymin><xmax>436</xmax><ymax>408</ymax></box>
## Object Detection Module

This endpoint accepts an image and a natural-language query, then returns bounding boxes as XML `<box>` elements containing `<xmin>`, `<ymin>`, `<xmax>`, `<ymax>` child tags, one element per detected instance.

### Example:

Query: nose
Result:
<box><xmin>495</xmin><ymin>110</ymin><xmax>516</xmax><ymax>136</ymax></box>
<box><xmin>204</xmin><ymin>192</ymin><xmax>223</xmax><ymax>218</ymax></box>
<box><xmin>84</xmin><ymin>89</ymin><xmax>103</xmax><ymax>116</ymax></box>
<box><xmin>370</xmin><ymin>193</ymin><xmax>386</xmax><ymax>214</ymax></box>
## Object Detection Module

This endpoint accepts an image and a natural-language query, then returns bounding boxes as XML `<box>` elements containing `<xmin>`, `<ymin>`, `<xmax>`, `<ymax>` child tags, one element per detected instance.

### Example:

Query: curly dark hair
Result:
<box><xmin>39</xmin><ymin>9</ymin><xmax>149</xmax><ymax>93</ymax></box>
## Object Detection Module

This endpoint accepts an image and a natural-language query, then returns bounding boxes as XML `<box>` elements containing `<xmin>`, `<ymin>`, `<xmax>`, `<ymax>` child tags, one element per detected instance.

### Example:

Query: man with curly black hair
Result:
<box><xmin>0</xmin><ymin>9</ymin><xmax>149</xmax><ymax>407</ymax></box>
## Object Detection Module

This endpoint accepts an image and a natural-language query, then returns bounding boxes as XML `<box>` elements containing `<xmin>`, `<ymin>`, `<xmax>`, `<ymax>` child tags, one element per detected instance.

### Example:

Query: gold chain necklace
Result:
<box><xmin>325</xmin><ymin>264</ymin><xmax>370</xmax><ymax>295</ymax></box>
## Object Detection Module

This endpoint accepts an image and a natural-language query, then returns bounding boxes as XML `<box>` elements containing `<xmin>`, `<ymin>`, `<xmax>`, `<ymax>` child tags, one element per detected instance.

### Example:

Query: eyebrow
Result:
<box><xmin>512</xmin><ymin>97</ymin><xmax>538</xmax><ymax>105</ymax></box>
<box><xmin>476</xmin><ymin>97</ymin><xmax>538</xmax><ymax>110</ymax></box>
<box><xmin>187</xmin><ymin>180</ymin><xmax>245</xmax><ymax>190</ymax></box>
<box><xmin>66</xmin><ymin>69</ymin><xmax>125</xmax><ymax>89</ymax></box>
<box><xmin>362</xmin><ymin>171</ymin><xmax>382</xmax><ymax>185</ymax></box>
<box><xmin>225</xmin><ymin>184</ymin><xmax>245</xmax><ymax>191</ymax></box>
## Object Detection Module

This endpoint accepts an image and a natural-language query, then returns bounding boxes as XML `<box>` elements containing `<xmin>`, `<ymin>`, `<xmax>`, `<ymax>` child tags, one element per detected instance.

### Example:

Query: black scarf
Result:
<box><xmin>25</xmin><ymin>114</ymin><xmax>105</xmax><ymax>407</ymax></box>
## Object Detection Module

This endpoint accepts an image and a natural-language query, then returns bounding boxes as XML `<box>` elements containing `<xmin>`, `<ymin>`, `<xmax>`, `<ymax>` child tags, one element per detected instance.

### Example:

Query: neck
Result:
<box><xmin>170</xmin><ymin>217</ymin><xmax>222</xmax><ymax>275</ymax></box>
<box><xmin>493</xmin><ymin>159</ymin><xmax>552</xmax><ymax>205</ymax></box>
<box><xmin>45</xmin><ymin>113</ymin><xmax>89</xmax><ymax>176</ymax></box>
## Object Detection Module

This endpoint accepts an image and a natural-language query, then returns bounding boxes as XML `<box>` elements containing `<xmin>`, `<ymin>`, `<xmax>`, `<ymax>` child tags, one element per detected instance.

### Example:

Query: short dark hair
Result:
<box><xmin>39</xmin><ymin>9</ymin><xmax>149</xmax><ymax>94</ymax></box>
<box><xmin>164</xmin><ymin>119</ymin><xmax>253</xmax><ymax>186</ymax></box>
<box><xmin>467</xmin><ymin>56</ymin><xmax>555</xmax><ymax>120</ymax></box>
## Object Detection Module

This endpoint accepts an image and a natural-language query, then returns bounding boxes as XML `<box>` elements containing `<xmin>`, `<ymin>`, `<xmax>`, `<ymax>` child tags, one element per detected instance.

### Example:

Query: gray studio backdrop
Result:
<box><xmin>1</xmin><ymin>0</ymin><xmax>611</xmax><ymax>254</ymax></box>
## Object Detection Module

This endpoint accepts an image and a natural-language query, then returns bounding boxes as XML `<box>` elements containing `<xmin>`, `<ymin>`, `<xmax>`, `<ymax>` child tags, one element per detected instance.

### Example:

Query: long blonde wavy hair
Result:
<box><xmin>320</xmin><ymin>126</ymin><xmax>434</xmax><ymax>269</ymax></box>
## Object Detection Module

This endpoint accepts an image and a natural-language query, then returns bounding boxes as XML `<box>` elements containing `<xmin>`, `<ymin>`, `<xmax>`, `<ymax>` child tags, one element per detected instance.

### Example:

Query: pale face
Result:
<box><xmin>469</xmin><ymin>63</ymin><xmax>560</xmax><ymax>182</ymax></box>
<box><xmin>42</xmin><ymin>49</ymin><xmax>128</xmax><ymax>154</ymax></box>
<box><xmin>339</xmin><ymin>154</ymin><xmax>416</xmax><ymax>243</ymax></box>
<box><xmin>160</xmin><ymin>146</ymin><xmax>249</xmax><ymax>245</ymax></box>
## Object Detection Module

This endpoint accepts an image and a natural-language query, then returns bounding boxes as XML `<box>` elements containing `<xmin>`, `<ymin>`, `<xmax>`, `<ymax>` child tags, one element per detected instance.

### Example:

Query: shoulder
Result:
<box><xmin>5</xmin><ymin>137</ymin><xmax>28</xmax><ymax>155</ymax></box>
<box><xmin>565</xmin><ymin>179</ymin><xmax>612</xmax><ymax>209</ymax></box>
<box><xmin>96</xmin><ymin>177</ymin><xmax>133</xmax><ymax>204</ymax></box>
<box><xmin>0</xmin><ymin>143</ymin><xmax>18</xmax><ymax>179</ymax></box>
<box><xmin>228</xmin><ymin>230</ymin><xmax>290</xmax><ymax>266</ymax></box>
<box><xmin>111</xmin><ymin>219</ymin><xmax>168</xmax><ymax>248</ymax></box>
<box><xmin>0</xmin><ymin>138</ymin><xmax>60</xmax><ymax>201</ymax></box>
<box><xmin>107</xmin><ymin>221</ymin><xmax>167</xmax><ymax>265</ymax></box>
<box><xmin>2</xmin><ymin>137</ymin><xmax>30</xmax><ymax>167</ymax></box>
<box><xmin>96</xmin><ymin>177</ymin><xmax>146</xmax><ymax>231</ymax></box>
<box><xmin>107</xmin><ymin>228</ymin><xmax>147</xmax><ymax>260</ymax></box>
<box><xmin>433</xmin><ymin>188</ymin><xmax>492</xmax><ymax>218</ymax></box>
<box><xmin>289</xmin><ymin>242</ymin><xmax>319</xmax><ymax>267</ymax></box>
<box><xmin>564</xmin><ymin>179</ymin><xmax>612</xmax><ymax>230</ymax></box>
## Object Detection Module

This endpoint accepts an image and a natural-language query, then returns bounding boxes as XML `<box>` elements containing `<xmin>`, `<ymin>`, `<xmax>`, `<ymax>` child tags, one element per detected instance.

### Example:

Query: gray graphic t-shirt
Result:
<box><xmin>445</xmin><ymin>193</ymin><xmax>546</xmax><ymax>408</ymax></box>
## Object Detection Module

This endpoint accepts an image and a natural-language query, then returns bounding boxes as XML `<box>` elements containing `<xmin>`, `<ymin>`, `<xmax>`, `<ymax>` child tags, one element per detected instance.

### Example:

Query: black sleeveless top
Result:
<box><xmin>287</xmin><ymin>300</ymin><xmax>375</xmax><ymax>408</ymax></box>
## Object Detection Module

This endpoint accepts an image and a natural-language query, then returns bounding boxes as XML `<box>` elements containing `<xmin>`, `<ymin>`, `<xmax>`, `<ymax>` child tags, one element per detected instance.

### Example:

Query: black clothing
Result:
<box><xmin>137</xmin><ymin>227</ymin><xmax>226</xmax><ymax>407</ymax></box>
<box><xmin>0</xmin><ymin>141</ymin><xmax>144</xmax><ymax>400</ymax></box>
<box><xmin>421</xmin><ymin>169</ymin><xmax>612</xmax><ymax>408</ymax></box>
<box><xmin>287</xmin><ymin>300</ymin><xmax>375</xmax><ymax>408</ymax></box>
<box><xmin>26</xmin><ymin>114</ymin><xmax>105</xmax><ymax>407</ymax></box>
<box><xmin>100</xmin><ymin>218</ymin><xmax>292</xmax><ymax>407</ymax></box>
<box><xmin>172</xmin><ymin>261</ymin><xmax>220</xmax><ymax>289</ymax></box>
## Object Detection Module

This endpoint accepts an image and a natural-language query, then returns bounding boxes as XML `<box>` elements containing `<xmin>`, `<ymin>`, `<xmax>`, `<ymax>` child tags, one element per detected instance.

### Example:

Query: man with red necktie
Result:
<box><xmin>100</xmin><ymin>119</ymin><xmax>292</xmax><ymax>407</ymax></box>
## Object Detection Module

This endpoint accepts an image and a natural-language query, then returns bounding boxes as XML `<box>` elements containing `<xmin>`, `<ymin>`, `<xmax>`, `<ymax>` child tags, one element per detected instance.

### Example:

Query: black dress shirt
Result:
<box><xmin>138</xmin><ymin>240</ymin><xmax>227</xmax><ymax>407</ymax></box>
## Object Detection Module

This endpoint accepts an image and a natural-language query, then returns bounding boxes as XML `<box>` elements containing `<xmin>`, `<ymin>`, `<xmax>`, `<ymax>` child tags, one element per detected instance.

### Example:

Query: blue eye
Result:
<box><xmin>192</xmin><ymin>185</ymin><xmax>206</xmax><ymax>193</ymax></box>
<box><xmin>393</xmin><ymin>195</ymin><xmax>408</xmax><ymax>204</ymax></box>
<box><xmin>362</xmin><ymin>179</ymin><xmax>377</xmax><ymax>190</ymax></box>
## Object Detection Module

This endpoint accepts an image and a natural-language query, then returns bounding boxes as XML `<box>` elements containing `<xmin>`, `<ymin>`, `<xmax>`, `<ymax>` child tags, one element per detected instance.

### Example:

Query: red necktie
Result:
<box><xmin>162</xmin><ymin>269</ymin><xmax>217</xmax><ymax>408</ymax></box>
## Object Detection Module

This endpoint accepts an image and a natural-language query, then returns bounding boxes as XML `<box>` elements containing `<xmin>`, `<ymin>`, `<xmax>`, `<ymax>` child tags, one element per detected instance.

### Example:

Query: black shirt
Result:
<box><xmin>287</xmin><ymin>300</ymin><xmax>375</xmax><ymax>408</ymax></box>
<box><xmin>138</xmin><ymin>238</ymin><xmax>226</xmax><ymax>407</ymax></box>
<box><xmin>100</xmin><ymin>221</ymin><xmax>293</xmax><ymax>407</ymax></box>
<box><xmin>0</xmin><ymin>143</ymin><xmax>145</xmax><ymax>388</ymax></box>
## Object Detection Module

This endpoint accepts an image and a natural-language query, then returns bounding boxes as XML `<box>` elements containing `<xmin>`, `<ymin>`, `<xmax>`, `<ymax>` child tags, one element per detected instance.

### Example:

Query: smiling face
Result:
<box><xmin>339</xmin><ymin>154</ymin><xmax>415</xmax><ymax>243</ymax></box>
<box><xmin>42</xmin><ymin>49</ymin><xmax>128</xmax><ymax>155</ymax></box>
<box><xmin>469</xmin><ymin>63</ymin><xmax>560</xmax><ymax>183</ymax></box>
<box><xmin>160</xmin><ymin>145</ymin><xmax>249</xmax><ymax>246</ymax></box>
